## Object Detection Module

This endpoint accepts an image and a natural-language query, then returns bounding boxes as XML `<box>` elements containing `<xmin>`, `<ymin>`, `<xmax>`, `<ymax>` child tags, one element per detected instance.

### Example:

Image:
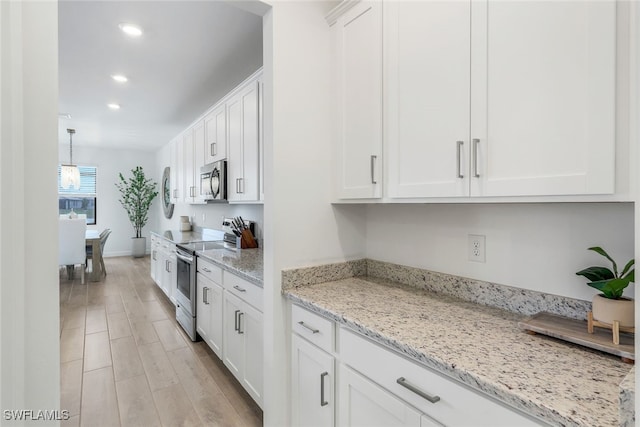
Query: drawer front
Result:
<box><xmin>224</xmin><ymin>271</ymin><xmax>262</xmax><ymax>312</ymax></box>
<box><xmin>291</xmin><ymin>304</ymin><xmax>334</xmax><ymax>353</ymax></box>
<box><xmin>197</xmin><ymin>257</ymin><xmax>222</xmax><ymax>284</ymax></box>
<box><xmin>339</xmin><ymin>328</ymin><xmax>542</xmax><ymax>426</ymax></box>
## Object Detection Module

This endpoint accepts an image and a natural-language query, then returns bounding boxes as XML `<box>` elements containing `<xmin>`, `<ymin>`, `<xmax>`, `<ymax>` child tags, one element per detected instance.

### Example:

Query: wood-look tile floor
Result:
<box><xmin>59</xmin><ymin>256</ymin><xmax>263</xmax><ymax>427</ymax></box>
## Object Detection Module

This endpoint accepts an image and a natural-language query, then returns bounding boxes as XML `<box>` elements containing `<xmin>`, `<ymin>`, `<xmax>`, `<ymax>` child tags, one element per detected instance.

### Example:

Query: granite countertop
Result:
<box><xmin>197</xmin><ymin>248</ymin><xmax>263</xmax><ymax>287</ymax></box>
<box><xmin>285</xmin><ymin>276</ymin><xmax>632</xmax><ymax>427</ymax></box>
<box><xmin>151</xmin><ymin>228</ymin><xmax>224</xmax><ymax>245</ymax></box>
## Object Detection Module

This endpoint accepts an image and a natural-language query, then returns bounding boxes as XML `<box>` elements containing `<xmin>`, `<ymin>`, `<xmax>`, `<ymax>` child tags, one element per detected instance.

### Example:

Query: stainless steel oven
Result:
<box><xmin>175</xmin><ymin>246</ymin><xmax>197</xmax><ymax>341</ymax></box>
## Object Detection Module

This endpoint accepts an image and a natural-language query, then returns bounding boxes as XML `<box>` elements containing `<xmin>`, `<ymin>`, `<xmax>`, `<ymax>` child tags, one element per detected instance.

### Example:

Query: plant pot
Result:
<box><xmin>131</xmin><ymin>237</ymin><xmax>146</xmax><ymax>258</ymax></box>
<box><xmin>591</xmin><ymin>294</ymin><xmax>635</xmax><ymax>328</ymax></box>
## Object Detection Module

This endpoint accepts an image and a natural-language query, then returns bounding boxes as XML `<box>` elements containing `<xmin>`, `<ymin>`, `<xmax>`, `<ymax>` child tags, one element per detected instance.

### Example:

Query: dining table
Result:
<box><xmin>85</xmin><ymin>230</ymin><xmax>103</xmax><ymax>282</ymax></box>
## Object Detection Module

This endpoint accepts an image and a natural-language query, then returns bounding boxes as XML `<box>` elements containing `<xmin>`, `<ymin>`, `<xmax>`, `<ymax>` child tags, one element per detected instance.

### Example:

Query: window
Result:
<box><xmin>58</xmin><ymin>165</ymin><xmax>97</xmax><ymax>225</ymax></box>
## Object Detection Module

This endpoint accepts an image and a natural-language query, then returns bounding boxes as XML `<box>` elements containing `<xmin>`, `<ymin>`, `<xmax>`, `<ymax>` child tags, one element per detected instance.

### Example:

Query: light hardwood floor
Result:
<box><xmin>60</xmin><ymin>256</ymin><xmax>263</xmax><ymax>427</ymax></box>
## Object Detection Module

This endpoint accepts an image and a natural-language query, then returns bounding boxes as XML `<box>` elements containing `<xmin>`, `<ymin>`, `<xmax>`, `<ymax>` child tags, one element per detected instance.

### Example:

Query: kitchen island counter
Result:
<box><xmin>285</xmin><ymin>274</ymin><xmax>632</xmax><ymax>427</ymax></box>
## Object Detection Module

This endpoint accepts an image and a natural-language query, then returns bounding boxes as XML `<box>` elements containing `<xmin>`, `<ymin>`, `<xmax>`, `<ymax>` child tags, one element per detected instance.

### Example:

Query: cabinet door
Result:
<box><xmin>241</xmin><ymin>301</ymin><xmax>263</xmax><ymax>407</ymax></box>
<box><xmin>338</xmin><ymin>365</ymin><xmax>421</xmax><ymax>427</ymax></box>
<box><xmin>207</xmin><ymin>281</ymin><xmax>223</xmax><ymax>359</ymax></box>
<box><xmin>193</xmin><ymin>120</ymin><xmax>206</xmax><ymax>202</ymax></box>
<box><xmin>334</xmin><ymin>1</ymin><xmax>382</xmax><ymax>199</ymax></box>
<box><xmin>470</xmin><ymin>1</ymin><xmax>615</xmax><ymax>197</ymax></box>
<box><xmin>168</xmin><ymin>252</ymin><xmax>177</xmax><ymax>305</ymax></box>
<box><xmin>150</xmin><ymin>243</ymin><xmax>158</xmax><ymax>283</ymax></box>
<box><xmin>292</xmin><ymin>334</ymin><xmax>334</xmax><ymax>427</ymax></box>
<box><xmin>182</xmin><ymin>128</ymin><xmax>195</xmax><ymax>203</ymax></box>
<box><xmin>204</xmin><ymin>104</ymin><xmax>227</xmax><ymax>164</ymax></box>
<box><xmin>228</xmin><ymin>81</ymin><xmax>260</xmax><ymax>202</ymax></box>
<box><xmin>385</xmin><ymin>1</ymin><xmax>470</xmax><ymax>198</ymax></box>
<box><xmin>196</xmin><ymin>273</ymin><xmax>211</xmax><ymax>343</ymax></box>
<box><xmin>223</xmin><ymin>291</ymin><xmax>244</xmax><ymax>378</ymax></box>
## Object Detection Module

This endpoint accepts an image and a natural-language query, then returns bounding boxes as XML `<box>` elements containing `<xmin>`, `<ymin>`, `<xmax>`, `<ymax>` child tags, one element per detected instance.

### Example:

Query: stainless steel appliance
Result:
<box><xmin>175</xmin><ymin>240</ymin><xmax>225</xmax><ymax>341</ymax></box>
<box><xmin>200</xmin><ymin>161</ymin><xmax>227</xmax><ymax>202</ymax></box>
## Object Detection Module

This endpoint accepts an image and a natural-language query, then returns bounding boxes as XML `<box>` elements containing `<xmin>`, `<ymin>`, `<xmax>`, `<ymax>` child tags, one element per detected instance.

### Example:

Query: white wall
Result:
<box><xmin>1</xmin><ymin>0</ymin><xmax>59</xmax><ymax>419</ymax></box>
<box><xmin>366</xmin><ymin>203</ymin><xmax>635</xmax><ymax>301</ymax></box>
<box><xmin>59</xmin><ymin>144</ymin><xmax>158</xmax><ymax>256</ymax></box>
<box><xmin>262</xmin><ymin>2</ymin><xmax>367</xmax><ymax>426</ymax></box>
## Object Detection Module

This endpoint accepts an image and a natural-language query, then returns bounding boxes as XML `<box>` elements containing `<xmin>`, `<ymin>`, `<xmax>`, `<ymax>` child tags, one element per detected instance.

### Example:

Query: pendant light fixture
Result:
<box><xmin>61</xmin><ymin>128</ymin><xmax>81</xmax><ymax>189</ymax></box>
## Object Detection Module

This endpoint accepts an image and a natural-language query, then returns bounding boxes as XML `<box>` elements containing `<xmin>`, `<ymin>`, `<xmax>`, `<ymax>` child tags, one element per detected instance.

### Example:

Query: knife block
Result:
<box><xmin>239</xmin><ymin>229</ymin><xmax>258</xmax><ymax>249</ymax></box>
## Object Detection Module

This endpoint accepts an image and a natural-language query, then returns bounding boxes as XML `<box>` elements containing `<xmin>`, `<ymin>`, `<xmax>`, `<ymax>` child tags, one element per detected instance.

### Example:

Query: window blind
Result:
<box><xmin>58</xmin><ymin>165</ymin><xmax>97</xmax><ymax>196</ymax></box>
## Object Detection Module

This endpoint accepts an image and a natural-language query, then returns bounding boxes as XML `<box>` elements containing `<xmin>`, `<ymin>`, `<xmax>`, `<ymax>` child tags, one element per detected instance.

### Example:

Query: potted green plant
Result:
<box><xmin>576</xmin><ymin>246</ymin><xmax>635</xmax><ymax>328</ymax></box>
<box><xmin>115</xmin><ymin>166</ymin><xmax>158</xmax><ymax>257</ymax></box>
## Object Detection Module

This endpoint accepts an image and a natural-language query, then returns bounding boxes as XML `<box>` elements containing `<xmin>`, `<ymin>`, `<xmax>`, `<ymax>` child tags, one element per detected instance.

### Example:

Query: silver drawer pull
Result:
<box><xmin>297</xmin><ymin>321</ymin><xmax>319</xmax><ymax>334</ymax></box>
<box><xmin>396</xmin><ymin>377</ymin><xmax>440</xmax><ymax>404</ymax></box>
<box><xmin>202</xmin><ymin>267</ymin><xmax>211</xmax><ymax>273</ymax></box>
<box><xmin>320</xmin><ymin>372</ymin><xmax>329</xmax><ymax>407</ymax></box>
<box><xmin>233</xmin><ymin>285</ymin><xmax>246</xmax><ymax>293</ymax></box>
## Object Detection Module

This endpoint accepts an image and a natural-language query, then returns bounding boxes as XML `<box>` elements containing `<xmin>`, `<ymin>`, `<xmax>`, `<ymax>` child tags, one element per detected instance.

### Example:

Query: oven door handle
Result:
<box><xmin>175</xmin><ymin>251</ymin><xmax>193</xmax><ymax>264</ymax></box>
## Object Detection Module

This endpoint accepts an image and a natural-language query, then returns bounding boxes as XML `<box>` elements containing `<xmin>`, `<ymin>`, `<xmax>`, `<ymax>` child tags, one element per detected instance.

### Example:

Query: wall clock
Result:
<box><xmin>162</xmin><ymin>166</ymin><xmax>174</xmax><ymax>219</ymax></box>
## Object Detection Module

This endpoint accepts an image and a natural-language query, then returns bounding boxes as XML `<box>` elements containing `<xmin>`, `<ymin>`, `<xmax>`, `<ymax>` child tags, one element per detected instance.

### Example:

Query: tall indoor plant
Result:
<box><xmin>116</xmin><ymin>166</ymin><xmax>158</xmax><ymax>257</ymax></box>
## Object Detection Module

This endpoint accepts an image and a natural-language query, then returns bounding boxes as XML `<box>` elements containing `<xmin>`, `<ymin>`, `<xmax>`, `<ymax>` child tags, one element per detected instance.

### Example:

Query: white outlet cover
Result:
<box><xmin>468</xmin><ymin>234</ymin><xmax>486</xmax><ymax>263</ymax></box>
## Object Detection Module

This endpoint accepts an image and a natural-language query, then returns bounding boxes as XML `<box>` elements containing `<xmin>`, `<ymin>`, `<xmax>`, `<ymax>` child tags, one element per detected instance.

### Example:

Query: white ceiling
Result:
<box><xmin>58</xmin><ymin>1</ymin><xmax>263</xmax><ymax>151</ymax></box>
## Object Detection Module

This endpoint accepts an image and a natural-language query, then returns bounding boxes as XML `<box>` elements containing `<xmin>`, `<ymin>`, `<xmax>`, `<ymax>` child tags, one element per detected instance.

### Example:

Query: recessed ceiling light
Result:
<box><xmin>118</xmin><ymin>23</ymin><xmax>142</xmax><ymax>37</ymax></box>
<box><xmin>111</xmin><ymin>74</ymin><xmax>128</xmax><ymax>83</ymax></box>
<box><xmin>107</xmin><ymin>103</ymin><xmax>121</xmax><ymax>110</ymax></box>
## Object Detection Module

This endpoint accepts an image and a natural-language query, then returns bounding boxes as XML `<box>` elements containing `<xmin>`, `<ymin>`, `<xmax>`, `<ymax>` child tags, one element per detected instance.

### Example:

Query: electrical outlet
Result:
<box><xmin>468</xmin><ymin>234</ymin><xmax>486</xmax><ymax>263</ymax></box>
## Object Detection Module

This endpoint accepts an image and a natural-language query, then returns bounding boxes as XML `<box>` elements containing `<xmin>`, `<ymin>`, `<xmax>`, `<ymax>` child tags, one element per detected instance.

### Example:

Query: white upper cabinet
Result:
<box><xmin>228</xmin><ymin>80</ymin><xmax>260</xmax><ymax>202</ymax></box>
<box><xmin>204</xmin><ymin>103</ymin><xmax>227</xmax><ymax>164</ymax></box>
<box><xmin>385</xmin><ymin>1</ymin><xmax>471</xmax><ymax>198</ymax></box>
<box><xmin>333</xmin><ymin>0</ymin><xmax>383</xmax><ymax>199</ymax></box>
<box><xmin>332</xmin><ymin>0</ymin><xmax>618</xmax><ymax>201</ymax></box>
<box><xmin>469</xmin><ymin>0</ymin><xmax>616</xmax><ymax>197</ymax></box>
<box><xmin>181</xmin><ymin>120</ymin><xmax>206</xmax><ymax>204</ymax></box>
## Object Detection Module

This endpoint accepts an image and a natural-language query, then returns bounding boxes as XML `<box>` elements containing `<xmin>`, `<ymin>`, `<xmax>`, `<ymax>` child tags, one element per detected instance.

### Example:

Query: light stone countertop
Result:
<box><xmin>285</xmin><ymin>276</ymin><xmax>633</xmax><ymax>427</ymax></box>
<box><xmin>197</xmin><ymin>248</ymin><xmax>263</xmax><ymax>287</ymax></box>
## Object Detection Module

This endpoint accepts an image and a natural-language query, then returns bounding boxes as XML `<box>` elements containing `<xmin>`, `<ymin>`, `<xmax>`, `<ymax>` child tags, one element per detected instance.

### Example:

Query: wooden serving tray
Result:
<box><xmin>518</xmin><ymin>312</ymin><xmax>634</xmax><ymax>363</ymax></box>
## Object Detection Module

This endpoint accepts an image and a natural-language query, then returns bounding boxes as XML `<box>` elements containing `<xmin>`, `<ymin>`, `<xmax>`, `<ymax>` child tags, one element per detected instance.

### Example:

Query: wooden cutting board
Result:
<box><xmin>518</xmin><ymin>312</ymin><xmax>634</xmax><ymax>362</ymax></box>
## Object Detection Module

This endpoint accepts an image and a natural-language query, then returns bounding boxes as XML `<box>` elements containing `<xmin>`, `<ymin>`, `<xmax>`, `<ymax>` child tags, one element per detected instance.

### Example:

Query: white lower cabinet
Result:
<box><xmin>292</xmin><ymin>334</ymin><xmax>335</xmax><ymax>427</ymax></box>
<box><xmin>151</xmin><ymin>237</ymin><xmax>176</xmax><ymax>303</ymax></box>
<box><xmin>223</xmin><ymin>290</ymin><xmax>263</xmax><ymax>407</ymax></box>
<box><xmin>339</xmin><ymin>365</ymin><xmax>439</xmax><ymax>427</ymax></box>
<box><xmin>290</xmin><ymin>304</ymin><xmax>544</xmax><ymax>427</ymax></box>
<box><xmin>196</xmin><ymin>272</ymin><xmax>223</xmax><ymax>358</ymax></box>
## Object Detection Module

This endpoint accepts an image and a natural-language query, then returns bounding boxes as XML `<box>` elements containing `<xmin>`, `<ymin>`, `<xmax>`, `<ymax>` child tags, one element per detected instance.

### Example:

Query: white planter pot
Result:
<box><xmin>592</xmin><ymin>294</ymin><xmax>634</xmax><ymax>328</ymax></box>
<box><xmin>131</xmin><ymin>237</ymin><xmax>146</xmax><ymax>258</ymax></box>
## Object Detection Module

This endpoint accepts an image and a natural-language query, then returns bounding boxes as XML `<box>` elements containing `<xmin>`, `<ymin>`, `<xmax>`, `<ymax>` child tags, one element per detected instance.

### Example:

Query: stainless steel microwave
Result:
<box><xmin>200</xmin><ymin>161</ymin><xmax>227</xmax><ymax>202</ymax></box>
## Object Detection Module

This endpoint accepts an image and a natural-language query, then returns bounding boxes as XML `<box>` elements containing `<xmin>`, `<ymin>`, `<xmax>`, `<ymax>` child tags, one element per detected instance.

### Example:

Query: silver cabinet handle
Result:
<box><xmin>233</xmin><ymin>285</ymin><xmax>246</xmax><ymax>293</ymax></box>
<box><xmin>213</xmin><ymin>142</ymin><xmax>217</xmax><ymax>156</ymax></box>
<box><xmin>202</xmin><ymin>267</ymin><xmax>211</xmax><ymax>273</ymax></box>
<box><xmin>203</xmin><ymin>287</ymin><xmax>208</xmax><ymax>304</ymax></box>
<box><xmin>456</xmin><ymin>141</ymin><xmax>464</xmax><ymax>178</ymax></box>
<box><xmin>396</xmin><ymin>377</ymin><xmax>440</xmax><ymax>404</ymax></box>
<box><xmin>173</xmin><ymin>189</ymin><xmax>177</xmax><ymax>199</ymax></box>
<box><xmin>320</xmin><ymin>372</ymin><xmax>329</xmax><ymax>407</ymax></box>
<box><xmin>152</xmin><ymin>250</ymin><xmax>156</xmax><ymax>260</ymax></box>
<box><xmin>238</xmin><ymin>178</ymin><xmax>244</xmax><ymax>194</ymax></box>
<box><xmin>234</xmin><ymin>310</ymin><xmax>240</xmax><ymax>332</ymax></box>
<box><xmin>238</xmin><ymin>312</ymin><xmax>244</xmax><ymax>334</ymax></box>
<box><xmin>370</xmin><ymin>155</ymin><xmax>377</xmax><ymax>184</ymax></box>
<box><xmin>235</xmin><ymin>178</ymin><xmax>240</xmax><ymax>194</ymax></box>
<box><xmin>473</xmin><ymin>138</ymin><xmax>480</xmax><ymax>178</ymax></box>
<box><xmin>297</xmin><ymin>321</ymin><xmax>319</xmax><ymax>334</ymax></box>
<box><xmin>210</xmin><ymin>142</ymin><xmax>215</xmax><ymax>157</ymax></box>
<box><xmin>190</xmin><ymin>186</ymin><xmax>196</xmax><ymax>197</ymax></box>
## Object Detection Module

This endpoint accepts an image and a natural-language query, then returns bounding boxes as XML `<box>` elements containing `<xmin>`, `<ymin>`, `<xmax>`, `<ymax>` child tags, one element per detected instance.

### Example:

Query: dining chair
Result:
<box><xmin>59</xmin><ymin>218</ymin><xmax>87</xmax><ymax>284</ymax></box>
<box><xmin>86</xmin><ymin>228</ymin><xmax>111</xmax><ymax>277</ymax></box>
